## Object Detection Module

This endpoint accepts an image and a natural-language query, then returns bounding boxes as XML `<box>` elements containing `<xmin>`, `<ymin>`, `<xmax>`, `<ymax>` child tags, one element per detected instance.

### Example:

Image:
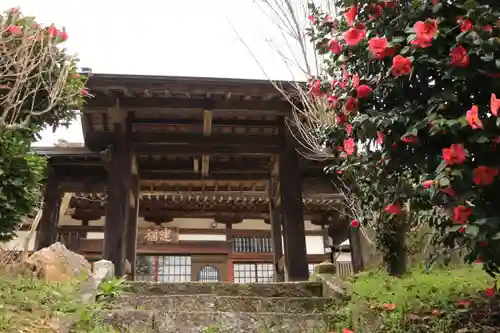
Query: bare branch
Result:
<box><xmin>0</xmin><ymin>9</ymin><xmax>85</xmax><ymax>131</ymax></box>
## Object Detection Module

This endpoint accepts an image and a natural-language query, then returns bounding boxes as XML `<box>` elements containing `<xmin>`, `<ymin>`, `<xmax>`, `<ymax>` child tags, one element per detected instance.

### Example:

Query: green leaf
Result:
<box><xmin>438</xmin><ymin>178</ymin><xmax>450</xmax><ymax>187</ymax></box>
<box><xmin>432</xmin><ymin>2</ymin><xmax>443</xmax><ymax>13</ymax></box>
<box><xmin>476</xmin><ymin>136</ymin><xmax>489</xmax><ymax>144</ymax></box>
<box><xmin>392</xmin><ymin>36</ymin><xmax>406</xmax><ymax>44</ymax></box>
<box><xmin>495</xmin><ymin>59</ymin><xmax>500</xmax><ymax>70</ymax></box>
<box><xmin>465</xmin><ymin>224</ymin><xmax>479</xmax><ymax>237</ymax></box>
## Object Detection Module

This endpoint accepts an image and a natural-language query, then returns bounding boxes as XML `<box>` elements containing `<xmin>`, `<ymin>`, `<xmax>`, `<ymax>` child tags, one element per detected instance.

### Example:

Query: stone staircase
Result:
<box><xmin>102</xmin><ymin>281</ymin><xmax>338</xmax><ymax>332</ymax></box>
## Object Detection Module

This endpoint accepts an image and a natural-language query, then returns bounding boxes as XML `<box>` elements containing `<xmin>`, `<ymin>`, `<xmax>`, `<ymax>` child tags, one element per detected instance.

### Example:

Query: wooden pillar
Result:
<box><xmin>35</xmin><ymin>167</ymin><xmax>61</xmax><ymax>250</ymax></box>
<box><xmin>126</xmin><ymin>175</ymin><xmax>139</xmax><ymax>280</ymax></box>
<box><xmin>268</xmin><ymin>177</ymin><xmax>284</xmax><ymax>282</ymax></box>
<box><xmin>278</xmin><ymin>119</ymin><xmax>309</xmax><ymax>281</ymax></box>
<box><xmin>270</xmin><ymin>204</ymin><xmax>284</xmax><ymax>282</ymax></box>
<box><xmin>79</xmin><ymin>219</ymin><xmax>89</xmax><ymax>239</ymax></box>
<box><xmin>103</xmin><ymin>108</ymin><xmax>132</xmax><ymax>277</ymax></box>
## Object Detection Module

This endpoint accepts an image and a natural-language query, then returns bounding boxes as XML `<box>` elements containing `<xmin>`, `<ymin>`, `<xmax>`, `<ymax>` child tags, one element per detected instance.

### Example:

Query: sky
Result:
<box><xmin>4</xmin><ymin>0</ymin><xmax>310</xmax><ymax>146</ymax></box>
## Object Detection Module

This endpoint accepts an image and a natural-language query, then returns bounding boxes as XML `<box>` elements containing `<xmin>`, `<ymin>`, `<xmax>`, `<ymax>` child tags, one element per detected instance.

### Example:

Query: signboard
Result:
<box><xmin>141</xmin><ymin>227</ymin><xmax>179</xmax><ymax>244</ymax></box>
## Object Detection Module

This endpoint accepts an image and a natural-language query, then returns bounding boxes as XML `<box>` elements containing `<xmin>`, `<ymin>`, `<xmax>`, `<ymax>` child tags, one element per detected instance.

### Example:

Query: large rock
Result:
<box><xmin>26</xmin><ymin>242</ymin><xmax>91</xmax><ymax>282</ymax></box>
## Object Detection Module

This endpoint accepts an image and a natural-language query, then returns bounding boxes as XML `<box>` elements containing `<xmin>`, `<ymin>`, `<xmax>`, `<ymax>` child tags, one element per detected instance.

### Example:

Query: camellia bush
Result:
<box><xmin>0</xmin><ymin>7</ymin><xmax>87</xmax><ymax>241</ymax></box>
<box><xmin>306</xmin><ymin>0</ymin><xmax>500</xmax><ymax>276</ymax></box>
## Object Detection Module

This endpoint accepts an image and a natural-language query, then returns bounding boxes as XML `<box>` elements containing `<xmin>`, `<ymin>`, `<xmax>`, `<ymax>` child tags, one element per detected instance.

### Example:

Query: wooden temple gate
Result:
<box><xmin>33</xmin><ymin>74</ymin><xmax>351</xmax><ymax>281</ymax></box>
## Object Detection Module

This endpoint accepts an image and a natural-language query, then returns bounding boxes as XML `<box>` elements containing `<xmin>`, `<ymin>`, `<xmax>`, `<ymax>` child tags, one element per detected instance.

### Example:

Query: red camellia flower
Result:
<box><xmin>391</xmin><ymin>55</ymin><xmax>412</xmax><ymax>77</ymax></box>
<box><xmin>459</xmin><ymin>226</ymin><xmax>467</xmax><ymax>233</ymax></box>
<box><xmin>356</xmin><ymin>85</ymin><xmax>372</xmax><ymax>98</ymax></box>
<box><xmin>345</xmin><ymin>124</ymin><xmax>353</xmax><ymax>136</ymax></box>
<box><xmin>439</xmin><ymin>187</ymin><xmax>456</xmax><ymax>197</ymax></box>
<box><xmin>383</xmin><ymin>1</ymin><xmax>396</xmax><ymax>9</ymax></box>
<box><xmin>47</xmin><ymin>26</ymin><xmax>59</xmax><ymax>37</ymax></box>
<box><xmin>466</xmin><ymin>105</ymin><xmax>483</xmax><ymax>129</ymax></box>
<box><xmin>460</xmin><ymin>19</ymin><xmax>473</xmax><ymax>32</ymax></box>
<box><xmin>402</xmin><ymin>135</ymin><xmax>418</xmax><ymax>143</ymax></box>
<box><xmin>413</xmin><ymin>18</ymin><xmax>439</xmax><ymax>45</ymax></box>
<box><xmin>452</xmin><ymin>205</ymin><xmax>472</xmax><ymax>224</ymax></box>
<box><xmin>411</xmin><ymin>38</ymin><xmax>432</xmax><ymax>48</ymax></box>
<box><xmin>491</xmin><ymin>93</ymin><xmax>500</xmax><ymax>116</ymax></box>
<box><xmin>385</xmin><ymin>203</ymin><xmax>402</xmax><ymax>215</ymax></box>
<box><xmin>423</xmin><ymin>180</ymin><xmax>434</xmax><ymax>188</ymax></box>
<box><xmin>369</xmin><ymin>4</ymin><xmax>383</xmax><ymax>19</ymax></box>
<box><xmin>343</xmin><ymin>23</ymin><xmax>366</xmax><ymax>46</ymax></box>
<box><xmin>483</xmin><ymin>24</ymin><xmax>493</xmax><ymax>32</ymax></box>
<box><xmin>336</xmin><ymin>113</ymin><xmax>347</xmax><ymax>124</ymax></box>
<box><xmin>7</xmin><ymin>25</ymin><xmax>22</xmax><ymax>35</ymax></box>
<box><xmin>309</xmin><ymin>79</ymin><xmax>323</xmax><ymax>97</ymax></box>
<box><xmin>376</xmin><ymin>131</ymin><xmax>385</xmax><ymax>144</ymax></box>
<box><xmin>81</xmin><ymin>89</ymin><xmax>89</xmax><ymax>96</ymax></box>
<box><xmin>307</xmin><ymin>15</ymin><xmax>315</xmax><ymax>24</ymax></box>
<box><xmin>344</xmin><ymin>5</ymin><xmax>358</xmax><ymax>26</ymax></box>
<box><xmin>327</xmin><ymin>95</ymin><xmax>338</xmax><ymax>108</ymax></box>
<box><xmin>60</xmin><ymin>30</ymin><xmax>68</xmax><ymax>41</ymax></box>
<box><xmin>450</xmin><ymin>45</ymin><xmax>469</xmax><ymax>67</ymax></box>
<box><xmin>328</xmin><ymin>39</ymin><xmax>343</xmax><ymax>55</ymax></box>
<box><xmin>368</xmin><ymin>37</ymin><xmax>388</xmax><ymax>59</ymax></box>
<box><xmin>442</xmin><ymin>144</ymin><xmax>466</xmax><ymax>165</ymax></box>
<box><xmin>344</xmin><ymin>97</ymin><xmax>358</xmax><ymax>114</ymax></box>
<box><xmin>344</xmin><ymin>138</ymin><xmax>356</xmax><ymax>156</ymax></box>
<box><xmin>473</xmin><ymin>166</ymin><xmax>499</xmax><ymax>186</ymax></box>
<box><xmin>351</xmin><ymin>219</ymin><xmax>360</xmax><ymax>228</ymax></box>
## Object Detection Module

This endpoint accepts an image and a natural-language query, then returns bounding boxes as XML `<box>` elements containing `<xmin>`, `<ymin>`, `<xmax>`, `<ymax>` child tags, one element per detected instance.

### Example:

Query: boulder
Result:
<box><xmin>26</xmin><ymin>242</ymin><xmax>91</xmax><ymax>282</ymax></box>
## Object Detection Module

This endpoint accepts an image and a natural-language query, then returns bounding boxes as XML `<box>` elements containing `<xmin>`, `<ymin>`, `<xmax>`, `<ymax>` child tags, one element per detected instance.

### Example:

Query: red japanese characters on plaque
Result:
<box><xmin>142</xmin><ymin>227</ymin><xmax>179</xmax><ymax>243</ymax></box>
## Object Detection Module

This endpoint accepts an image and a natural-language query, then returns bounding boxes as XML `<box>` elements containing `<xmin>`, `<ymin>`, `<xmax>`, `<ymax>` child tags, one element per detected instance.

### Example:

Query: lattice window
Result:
<box><xmin>157</xmin><ymin>255</ymin><xmax>191</xmax><ymax>282</ymax></box>
<box><xmin>232</xmin><ymin>236</ymin><xmax>273</xmax><ymax>253</ymax></box>
<box><xmin>233</xmin><ymin>263</ymin><xmax>274</xmax><ymax>283</ymax></box>
<box><xmin>198</xmin><ymin>265</ymin><xmax>220</xmax><ymax>282</ymax></box>
<box><xmin>135</xmin><ymin>255</ymin><xmax>192</xmax><ymax>282</ymax></box>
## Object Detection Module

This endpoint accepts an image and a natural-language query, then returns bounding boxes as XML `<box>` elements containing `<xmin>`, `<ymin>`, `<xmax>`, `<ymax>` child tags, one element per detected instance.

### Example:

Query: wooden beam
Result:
<box><xmin>81</xmin><ymin>239</ymin><xmax>233</xmax><ymax>254</ymax></box>
<box><xmin>131</xmin><ymin>133</ymin><xmax>278</xmax><ymax>145</ymax></box>
<box><xmin>139</xmin><ymin>172</ymin><xmax>269</xmax><ymax>181</ymax></box>
<box><xmin>84</xmin><ymin>95</ymin><xmax>292</xmax><ymax>112</ymax></box>
<box><xmin>132</xmin><ymin>118</ymin><xmax>280</xmax><ymax>127</ymax></box>
<box><xmin>133</xmin><ymin>144</ymin><xmax>278</xmax><ymax>155</ymax></box>
<box><xmin>22</xmin><ymin>225</ymin><xmax>330</xmax><ymax>237</ymax></box>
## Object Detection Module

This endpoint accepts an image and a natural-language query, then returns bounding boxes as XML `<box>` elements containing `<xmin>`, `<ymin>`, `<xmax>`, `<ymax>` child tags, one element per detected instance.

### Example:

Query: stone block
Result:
<box><xmin>26</xmin><ymin>242</ymin><xmax>91</xmax><ymax>282</ymax></box>
<box><xmin>93</xmin><ymin>259</ymin><xmax>115</xmax><ymax>280</ymax></box>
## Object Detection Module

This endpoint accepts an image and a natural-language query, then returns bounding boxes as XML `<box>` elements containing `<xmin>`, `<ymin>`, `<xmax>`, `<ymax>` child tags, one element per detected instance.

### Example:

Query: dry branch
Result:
<box><xmin>0</xmin><ymin>8</ymin><xmax>85</xmax><ymax>131</ymax></box>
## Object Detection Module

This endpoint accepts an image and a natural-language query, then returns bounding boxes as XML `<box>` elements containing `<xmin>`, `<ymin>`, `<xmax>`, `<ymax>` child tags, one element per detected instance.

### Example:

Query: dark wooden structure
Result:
<box><xmin>34</xmin><ymin>74</ymin><xmax>348</xmax><ymax>281</ymax></box>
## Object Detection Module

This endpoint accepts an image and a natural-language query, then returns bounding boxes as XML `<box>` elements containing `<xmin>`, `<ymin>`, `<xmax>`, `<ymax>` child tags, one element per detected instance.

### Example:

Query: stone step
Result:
<box><xmin>101</xmin><ymin>309</ymin><xmax>336</xmax><ymax>333</ymax></box>
<box><xmin>127</xmin><ymin>281</ymin><xmax>323</xmax><ymax>298</ymax></box>
<box><xmin>118</xmin><ymin>294</ymin><xmax>334</xmax><ymax>314</ymax></box>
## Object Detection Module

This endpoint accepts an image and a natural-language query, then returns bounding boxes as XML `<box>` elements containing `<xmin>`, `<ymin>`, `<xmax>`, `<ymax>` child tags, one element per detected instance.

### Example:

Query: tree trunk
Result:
<box><xmin>379</xmin><ymin>217</ymin><xmax>407</xmax><ymax>276</ymax></box>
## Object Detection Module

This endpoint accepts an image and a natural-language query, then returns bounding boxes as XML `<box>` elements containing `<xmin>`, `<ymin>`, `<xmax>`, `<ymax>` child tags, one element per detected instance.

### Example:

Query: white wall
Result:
<box><xmin>178</xmin><ymin>234</ymin><xmax>226</xmax><ymax>241</ymax></box>
<box><xmin>2</xmin><ymin>231</ymin><xmax>35</xmax><ymax>251</ymax></box>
